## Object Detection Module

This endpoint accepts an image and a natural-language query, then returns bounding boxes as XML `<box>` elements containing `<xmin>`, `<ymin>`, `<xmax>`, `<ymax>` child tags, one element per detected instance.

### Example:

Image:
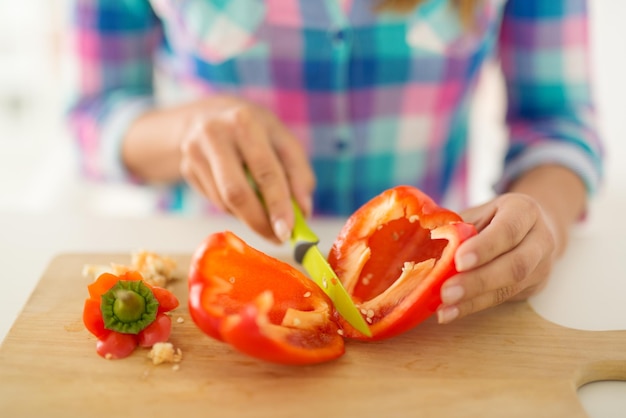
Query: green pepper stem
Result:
<box><xmin>113</xmin><ymin>289</ymin><xmax>146</xmax><ymax>323</ymax></box>
<box><xmin>101</xmin><ymin>280</ymin><xmax>159</xmax><ymax>334</ymax></box>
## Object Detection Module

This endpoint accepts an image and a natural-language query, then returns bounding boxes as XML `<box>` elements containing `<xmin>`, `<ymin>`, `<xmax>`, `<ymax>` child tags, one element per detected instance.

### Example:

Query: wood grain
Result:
<box><xmin>0</xmin><ymin>253</ymin><xmax>624</xmax><ymax>418</ymax></box>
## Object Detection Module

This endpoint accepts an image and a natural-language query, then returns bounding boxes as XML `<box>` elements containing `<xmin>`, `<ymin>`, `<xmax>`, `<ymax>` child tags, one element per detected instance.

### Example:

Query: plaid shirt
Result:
<box><xmin>69</xmin><ymin>0</ymin><xmax>603</xmax><ymax>215</ymax></box>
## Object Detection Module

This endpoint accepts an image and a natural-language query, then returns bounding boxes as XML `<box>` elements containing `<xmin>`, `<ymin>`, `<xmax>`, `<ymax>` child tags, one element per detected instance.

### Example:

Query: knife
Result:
<box><xmin>290</xmin><ymin>200</ymin><xmax>372</xmax><ymax>337</ymax></box>
<box><xmin>245</xmin><ymin>170</ymin><xmax>371</xmax><ymax>337</ymax></box>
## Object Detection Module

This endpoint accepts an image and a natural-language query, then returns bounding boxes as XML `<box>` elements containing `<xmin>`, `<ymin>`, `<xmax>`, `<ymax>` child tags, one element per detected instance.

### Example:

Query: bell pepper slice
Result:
<box><xmin>328</xmin><ymin>185</ymin><xmax>477</xmax><ymax>340</ymax></box>
<box><xmin>188</xmin><ymin>231</ymin><xmax>345</xmax><ymax>365</ymax></box>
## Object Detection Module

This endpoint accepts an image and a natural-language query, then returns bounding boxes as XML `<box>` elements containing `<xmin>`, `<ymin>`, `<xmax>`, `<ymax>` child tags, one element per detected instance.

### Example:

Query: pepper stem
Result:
<box><xmin>101</xmin><ymin>280</ymin><xmax>159</xmax><ymax>334</ymax></box>
<box><xmin>113</xmin><ymin>289</ymin><xmax>146</xmax><ymax>323</ymax></box>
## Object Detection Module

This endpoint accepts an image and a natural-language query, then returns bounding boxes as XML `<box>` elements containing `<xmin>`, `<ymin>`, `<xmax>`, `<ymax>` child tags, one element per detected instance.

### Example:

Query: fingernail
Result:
<box><xmin>273</xmin><ymin>219</ymin><xmax>291</xmax><ymax>242</ymax></box>
<box><xmin>437</xmin><ymin>306</ymin><xmax>459</xmax><ymax>324</ymax></box>
<box><xmin>441</xmin><ymin>285</ymin><xmax>464</xmax><ymax>305</ymax></box>
<box><xmin>455</xmin><ymin>252</ymin><xmax>477</xmax><ymax>272</ymax></box>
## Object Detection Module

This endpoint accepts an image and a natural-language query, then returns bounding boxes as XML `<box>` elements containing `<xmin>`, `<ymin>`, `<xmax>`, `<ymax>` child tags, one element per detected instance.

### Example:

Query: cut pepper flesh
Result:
<box><xmin>328</xmin><ymin>186</ymin><xmax>477</xmax><ymax>340</ymax></box>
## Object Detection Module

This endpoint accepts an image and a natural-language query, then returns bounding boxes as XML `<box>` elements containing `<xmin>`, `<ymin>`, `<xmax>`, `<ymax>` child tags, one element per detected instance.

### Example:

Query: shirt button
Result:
<box><xmin>334</xmin><ymin>138</ymin><xmax>349</xmax><ymax>151</ymax></box>
<box><xmin>331</xmin><ymin>29</ymin><xmax>348</xmax><ymax>45</ymax></box>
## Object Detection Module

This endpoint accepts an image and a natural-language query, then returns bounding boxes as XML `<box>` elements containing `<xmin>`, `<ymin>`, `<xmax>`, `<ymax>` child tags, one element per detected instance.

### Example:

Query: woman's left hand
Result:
<box><xmin>437</xmin><ymin>193</ymin><xmax>559</xmax><ymax>323</ymax></box>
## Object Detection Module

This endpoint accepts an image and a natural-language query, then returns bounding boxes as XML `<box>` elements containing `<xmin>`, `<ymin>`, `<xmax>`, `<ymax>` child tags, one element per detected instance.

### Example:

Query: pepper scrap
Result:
<box><xmin>188</xmin><ymin>185</ymin><xmax>476</xmax><ymax>365</ymax></box>
<box><xmin>83</xmin><ymin>270</ymin><xmax>179</xmax><ymax>359</ymax></box>
<box><xmin>328</xmin><ymin>185</ymin><xmax>477</xmax><ymax>340</ymax></box>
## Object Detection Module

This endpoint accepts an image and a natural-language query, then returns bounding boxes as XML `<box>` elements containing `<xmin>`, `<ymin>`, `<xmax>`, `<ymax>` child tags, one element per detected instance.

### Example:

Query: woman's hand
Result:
<box><xmin>436</xmin><ymin>165</ymin><xmax>587</xmax><ymax>323</ymax></box>
<box><xmin>436</xmin><ymin>193</ymin><xmax>558</xmax><ymax>323</ymax></box>
<box><xmin>179</xmin><ymin>97</ymin><xmax>315</xmax><ymax>243</ymax></box>
<box><xmin>124</xmin><ymin>96</ymin><xmax>315</xmax><ymax>243</ymax></box>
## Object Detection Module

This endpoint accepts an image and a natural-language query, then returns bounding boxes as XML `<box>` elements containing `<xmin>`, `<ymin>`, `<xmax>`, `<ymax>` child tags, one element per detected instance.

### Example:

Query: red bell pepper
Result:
<box><xmin>83</xmin><ymin>270</ymin><xmax>179</xmax><ymax>359</ymax></box>
<box><xmin>189</xmin><ymin>186</ymin><xmax>476</xmax><ymax>364</ymax></box>
<box><xmin>188</xmin><ymin>231</ymin><xmax>345</xmax><ymax>365</ymax></box>
<box><xmin>328</xmin><ymin>185</ymin><xmax>477</xmax><ymax>340</ymax></box>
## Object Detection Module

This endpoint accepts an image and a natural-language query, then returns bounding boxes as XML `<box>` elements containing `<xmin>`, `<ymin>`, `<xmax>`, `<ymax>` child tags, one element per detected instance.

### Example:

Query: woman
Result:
<box><xmin>68</xmin><ymin>0</ymin><xmax>603</xmax><ymax>323</ymax></box>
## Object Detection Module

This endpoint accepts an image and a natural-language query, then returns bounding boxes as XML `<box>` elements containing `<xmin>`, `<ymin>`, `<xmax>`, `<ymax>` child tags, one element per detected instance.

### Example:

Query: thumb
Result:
<box><xmin>459</xmin><ymin>201</ymin><xmax>496</xmax><ymax>232</ymax></box>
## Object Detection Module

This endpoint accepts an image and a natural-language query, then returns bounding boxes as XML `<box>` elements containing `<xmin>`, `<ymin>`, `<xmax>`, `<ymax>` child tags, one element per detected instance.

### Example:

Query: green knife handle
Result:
<box><xmin>290</xmin><ymin>200</ymin><xmax>319</xmax><ymax>264</ymax></box>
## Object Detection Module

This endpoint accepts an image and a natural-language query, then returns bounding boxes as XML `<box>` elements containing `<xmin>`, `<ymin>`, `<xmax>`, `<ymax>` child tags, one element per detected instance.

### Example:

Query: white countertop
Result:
<box><xmin>1</xmin><ymin>191</ymin><xmax>625</xmax><ymax>417</ymax></box>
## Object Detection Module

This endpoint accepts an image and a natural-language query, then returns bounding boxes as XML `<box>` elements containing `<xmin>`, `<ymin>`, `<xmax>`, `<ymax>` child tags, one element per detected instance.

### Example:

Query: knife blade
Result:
<box><xmin>290</xmin><ymin>200</ymin><xmax>372</xmax><ymax>337</ymax></box>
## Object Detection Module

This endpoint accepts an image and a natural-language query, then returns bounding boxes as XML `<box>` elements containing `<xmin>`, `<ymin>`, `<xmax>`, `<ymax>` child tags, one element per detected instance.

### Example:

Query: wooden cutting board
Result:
<box><xmin>1</xmin><ymin>253</ymin><xmax>624</xmax><ymax>418</ymax></box>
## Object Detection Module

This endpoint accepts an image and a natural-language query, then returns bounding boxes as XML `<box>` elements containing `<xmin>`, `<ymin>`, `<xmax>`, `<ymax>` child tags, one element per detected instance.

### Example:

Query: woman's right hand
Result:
<box><xmin>123</xmin><ymin>95</ymin><xmax>316</xmax><ymax>243</ymax></box>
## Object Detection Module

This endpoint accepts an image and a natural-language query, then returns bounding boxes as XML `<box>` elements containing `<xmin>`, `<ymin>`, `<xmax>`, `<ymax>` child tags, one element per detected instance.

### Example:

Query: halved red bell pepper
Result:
<box><xmin>189</xmin><ymin>186</ymin><xmax>476</xmax><ymax>364</ymax></box>
<box><xmin>188</xmin><ymin>231</ymin><xmax>345</xmax><ymax>365</ymax></box>
<box><xmin>328</xmin><ymin>185</ymin><xmax>477</xmax><ymax>340</ymax></box>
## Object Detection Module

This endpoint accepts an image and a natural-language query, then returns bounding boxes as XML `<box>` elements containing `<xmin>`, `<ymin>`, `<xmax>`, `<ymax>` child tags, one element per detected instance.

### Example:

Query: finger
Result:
<box><xmin>186</xmin><ymin>165</ymin><xmax>226</xmax><ymax>213</ymax></box>
<box><xmin>203</xmin><ymin>117</ymin><xmax>277</xmax><ymax>241</ymax></box>
<box><xmin>439</xmin><ymin>226</ymin><xmax>552</xmax><ymax>324</ymax></box>
<box><xmin>437</xmin><ymin>285</ymin><xmax>519</xmax><ymax>324</ymax></box>
<box><xmin>270</xmin><ymin>121</ymin><xmax>316</xmax><ymax>217</ymax></box>
<box><xmin>230</xmin><ymin>107</ymin><xmax>293</xmax><ymax>242</ymax></box>
<box><xmin>443</xmin><ymin>225</ymin><xmax>545</xmax><ymax>302</ymax></box>
<box><xmin>458</xmin><ymin>201</ymin><xmax>496</xmax><ymax>232</ymax></box>
<box><xmin>180</xmin><ymin>135</ymin><xmax>226</xmax><ymax>212</ymax></box>
<box><xmin>438</xmin><ymin>259</ymin><xmax>550</xmax><ymax>324</ymax></box>
<box><xmin>454</xmin><ymin>195</ymin><xmax>539</xmax><ymax>272</ymax></box>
